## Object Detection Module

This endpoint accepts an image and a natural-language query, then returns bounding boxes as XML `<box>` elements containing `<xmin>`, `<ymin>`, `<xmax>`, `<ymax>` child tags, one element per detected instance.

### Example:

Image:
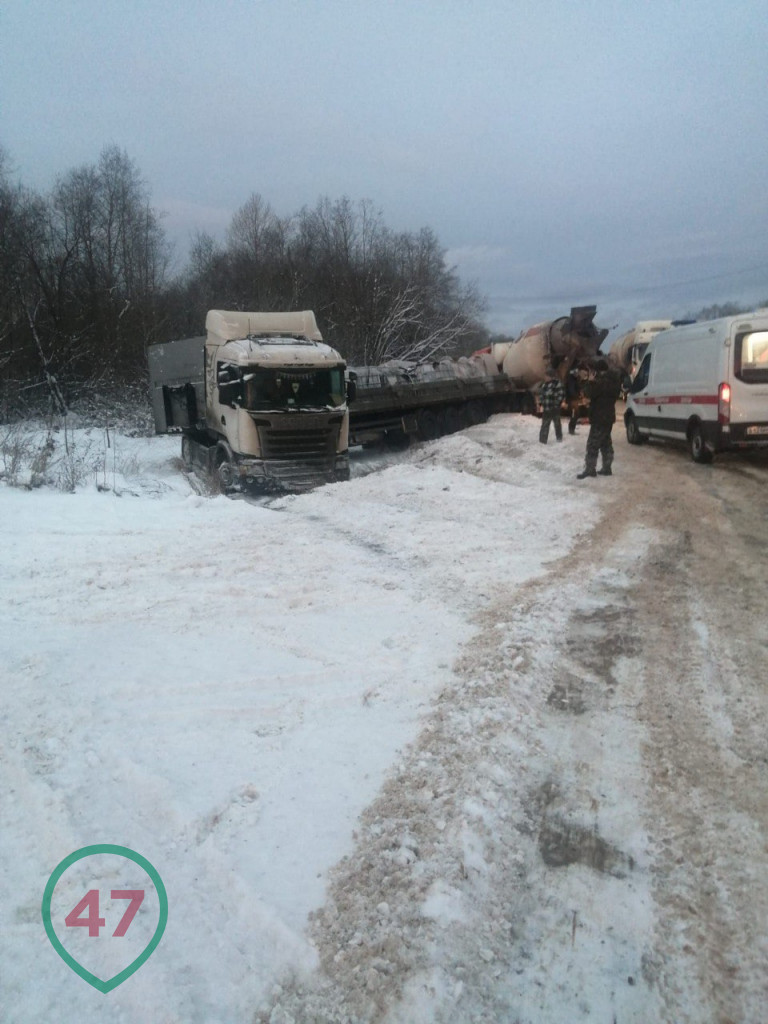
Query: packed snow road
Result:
<box><xmin>1</xmin><ymin>413</ymin><xmax>766</xmax><ymax>1023</ymax></box>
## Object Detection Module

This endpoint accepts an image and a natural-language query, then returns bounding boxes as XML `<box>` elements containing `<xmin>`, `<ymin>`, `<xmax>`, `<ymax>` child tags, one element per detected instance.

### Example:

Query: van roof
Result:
<box><xmin>646</xmin><ymin>309</ymin><xmax>768</xmax><ymax>346</ymax></box>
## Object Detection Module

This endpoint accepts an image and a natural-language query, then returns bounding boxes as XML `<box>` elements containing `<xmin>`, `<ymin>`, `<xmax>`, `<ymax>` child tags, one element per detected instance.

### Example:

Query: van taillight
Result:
<box><xmin>718</xmin><ymin>382</ymin><xmax>731</xmax><ymax>425</ymax></box>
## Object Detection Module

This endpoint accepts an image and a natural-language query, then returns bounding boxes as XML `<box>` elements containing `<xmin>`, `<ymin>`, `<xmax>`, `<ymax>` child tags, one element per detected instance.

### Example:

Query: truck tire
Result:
<box><xmin>384</xmin><ymin>429</ymin><xmax>410</xmax><ymax>449</ymax></box>
<box><xmin>443</xmin><ymin>406</ymin><xmax>461</xmax><ymax>434</ymax></box>
<box><xmin>216</xmin><ymin>449</ymin><xmax>237</xmax><ymax>491</ymax></box>
<box><xmin>417</xmin><ymin>409</ymin><xmax>441</xmax><ymax>441</ymax></box>
<box><xmin>625</xmin><ymin>414</ymin><xmax>645</xmax><ymax>446</ymax></box>
<box><xmin>689</xmin><ymin>422</ymin><xmax>713</xmax><ymax>464</ymax></box>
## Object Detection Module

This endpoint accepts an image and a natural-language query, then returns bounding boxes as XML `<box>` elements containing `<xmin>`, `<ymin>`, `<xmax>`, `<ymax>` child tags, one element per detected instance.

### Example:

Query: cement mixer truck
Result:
<box><xmin>491</xmin><ymin>306</ymin><xmax>608</xmax><ymax>386</ymax></box>
<box><xmin>608</xmin><ymin>321</ymin><xmax>675</xmax><ymax>379</ymax></box>
<box><xmin>489</xmin><ymin>306</ymin><xmax>609</xmax><ymax>416</ymax></box>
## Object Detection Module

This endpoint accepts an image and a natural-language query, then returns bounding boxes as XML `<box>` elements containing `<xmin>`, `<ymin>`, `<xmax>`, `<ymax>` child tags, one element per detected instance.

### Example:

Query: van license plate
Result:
<box><xmin>746</xmin><ymin>425</ymin><xmax>768</xmax><ymax>435</ymax></box>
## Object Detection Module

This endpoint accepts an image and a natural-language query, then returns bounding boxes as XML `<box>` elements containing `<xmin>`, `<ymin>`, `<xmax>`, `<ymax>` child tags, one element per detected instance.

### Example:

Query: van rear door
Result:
<box><xmin>727</xmin><ymin>317</ymin><xmax>768</xmax><ymax>445</ymax></box>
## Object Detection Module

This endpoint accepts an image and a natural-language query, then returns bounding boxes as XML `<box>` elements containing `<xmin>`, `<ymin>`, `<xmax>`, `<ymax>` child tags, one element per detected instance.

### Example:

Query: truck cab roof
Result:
<box><xmin>206</xmin><ymin>309</ymin><xmax>323</xmax><ymax>343</ymax></box>
<box><xmin>205</xmin><ymin>309</ymin><xmax>344</xmax><ymax>366</ymax></box>
<box><xmin>219</xmin><ymin>336</ymin><xmax>344</xmax><ymax>367</ymax></box>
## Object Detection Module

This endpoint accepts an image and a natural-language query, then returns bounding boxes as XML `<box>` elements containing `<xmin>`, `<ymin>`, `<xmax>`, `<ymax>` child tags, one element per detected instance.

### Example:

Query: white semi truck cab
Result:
<box><xmin>149</xmin><ymin>310</ymin><xmax>351</xmax><ymax>492</ymax></box>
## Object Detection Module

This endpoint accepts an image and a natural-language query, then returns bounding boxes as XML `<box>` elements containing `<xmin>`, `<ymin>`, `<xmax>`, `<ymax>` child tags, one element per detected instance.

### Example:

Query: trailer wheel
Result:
<box><xmin>625</xmin><ymin>414</ymin><xmax>645</xmax><ymax>446</ymax></box>
<box><xmin>384</xmin><ymin>429</ymin><xmax>410</xmax><ymax>449</ymax></box>
<box><xmin>467</xmin><ymin>400</ymin><xmax>486</xmax><ymax>425</ymax></box>
<box><xmin>443</xmin><ymin>407</ymin><xmax>461</xmax><ymax>435</ymax></box>
<box><xmin>688</xmin><ymin>422</ymin><xmax>713</xmax><ymax>464</ymax></box>
<box><xmin>417</xmin><ymin>409</ymin><xmax>441</xmax><ymax>441</ymax></box>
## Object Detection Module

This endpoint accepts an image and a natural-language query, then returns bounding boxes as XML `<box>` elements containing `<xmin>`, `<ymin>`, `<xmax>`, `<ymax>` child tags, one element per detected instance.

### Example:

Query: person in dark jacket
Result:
<box><xmin>565</xmin><ymin>369</ymin><xmax>588</xmax><ymax>434</ymax></box>
<box><xmin>577</xmin><ymin>358</ymin><xmax>622</xmax><ymax>478</ymax></box>
<box><xmin>538</xmin><ymin>366</ymin><xmax>566</xmax><ymax>443</ymax></box>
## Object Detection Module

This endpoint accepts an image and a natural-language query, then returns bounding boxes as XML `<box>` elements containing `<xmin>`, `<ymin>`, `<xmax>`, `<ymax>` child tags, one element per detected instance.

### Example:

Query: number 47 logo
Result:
<box><xmin>42</xmin><ymin>844</ymin><xmax>167</xmax><ymax>993</ymax></box>
<box><xmin>65</xmin><ymin>889</ymin><xmax>145</xmax><ymax>937</ymax></box>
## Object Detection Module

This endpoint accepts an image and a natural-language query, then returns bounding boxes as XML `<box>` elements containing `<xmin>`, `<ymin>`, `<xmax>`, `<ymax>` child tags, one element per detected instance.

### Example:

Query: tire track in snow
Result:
<box><xmin>258</xmin><ymin>439</ymin><xmax>768</xmax><ymax>1024</ymax></box>
<box><xmin>257</xmin><ymin>513</ymin><xmax>665</xmax><ymax>1021</ymax></box>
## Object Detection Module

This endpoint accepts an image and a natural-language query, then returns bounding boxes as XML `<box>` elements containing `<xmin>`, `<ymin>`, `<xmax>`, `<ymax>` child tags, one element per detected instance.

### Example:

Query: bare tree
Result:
<box><xmin>1</xmin><ymin>145</ymin><xmax>171</xmax><ymax>413</ymax></box>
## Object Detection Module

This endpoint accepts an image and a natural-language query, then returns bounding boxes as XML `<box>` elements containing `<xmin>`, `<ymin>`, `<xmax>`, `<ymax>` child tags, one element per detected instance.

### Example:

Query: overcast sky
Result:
<box><xmin>2</xmin><ymin>0</ymin><xmax>767</xmax><ymax>338</ymax></box>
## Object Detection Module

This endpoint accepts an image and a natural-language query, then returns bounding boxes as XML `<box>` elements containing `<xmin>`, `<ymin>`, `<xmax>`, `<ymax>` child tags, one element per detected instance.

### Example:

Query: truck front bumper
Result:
<box><xmin>236</xmin><ymin>453</ymin><xmax>350</xmax><ymax>492</ymax></box>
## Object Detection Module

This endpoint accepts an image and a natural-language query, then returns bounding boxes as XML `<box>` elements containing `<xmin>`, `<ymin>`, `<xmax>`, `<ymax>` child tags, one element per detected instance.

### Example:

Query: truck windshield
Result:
<box><xmin>735</xmin><ymin>331</ymin><xmax>768</xmax><ymax>384</ymax></box>
<box><xmin>242</xmin><ymin>367</ymin><xmax>345</xmax><ymax>411</ymax></box>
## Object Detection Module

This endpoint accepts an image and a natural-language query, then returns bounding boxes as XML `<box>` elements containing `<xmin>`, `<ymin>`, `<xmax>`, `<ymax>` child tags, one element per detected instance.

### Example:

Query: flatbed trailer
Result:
<box><xmin>348</xmin><ymin>371</ymin><xmax>520</xmax><ymax>445</ymax></box>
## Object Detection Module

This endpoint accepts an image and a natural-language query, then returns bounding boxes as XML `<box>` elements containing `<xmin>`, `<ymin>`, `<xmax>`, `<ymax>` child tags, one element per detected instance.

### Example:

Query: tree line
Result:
<box><xmin>0</xmin><ymin>145</ymin><xmax>487</xmax><ymax>416</ymax></box>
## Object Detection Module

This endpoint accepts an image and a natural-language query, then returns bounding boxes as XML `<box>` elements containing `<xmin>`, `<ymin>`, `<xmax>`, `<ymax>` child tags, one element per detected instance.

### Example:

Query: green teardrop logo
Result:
<box><xmin>41</xmin><ymin>844</ymin><xmax>168</xmax><ymax>993</ymax></box>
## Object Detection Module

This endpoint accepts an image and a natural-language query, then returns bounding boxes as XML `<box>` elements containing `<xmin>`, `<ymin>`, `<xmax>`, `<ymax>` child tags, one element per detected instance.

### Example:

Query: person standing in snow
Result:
<box><xmin>538</xmin><ymin>366</ymin><xmax>566</xmax><ymax>444</ymax></box>
<box><xmin>576</xmin><ymin>358</ymin><xmax>622</xmax><ymax>478</ymax></box>
<box><xmin>565</xmin><ymin>368</ymin><xmax>588</xmax><ymax>435</ymax></box>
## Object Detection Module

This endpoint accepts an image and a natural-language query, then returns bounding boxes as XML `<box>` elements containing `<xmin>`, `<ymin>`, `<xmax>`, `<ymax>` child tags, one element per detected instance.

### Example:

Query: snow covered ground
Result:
<box><xmin>0</xmin><ymin>415</ymin><xmax>596</xmax><ymax>1022</ymax></box>
<box><xmin>2</xmin><ymin>414</ymin><xmax>767</xmax><ymax>1023</ymax></box>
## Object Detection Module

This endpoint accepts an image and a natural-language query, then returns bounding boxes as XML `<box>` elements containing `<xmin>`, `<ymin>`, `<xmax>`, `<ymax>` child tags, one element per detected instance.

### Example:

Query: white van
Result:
<box><xmin>624</xmin><ymin>310</ymin><xmax>768</xmax><ymax>462</ymax></box>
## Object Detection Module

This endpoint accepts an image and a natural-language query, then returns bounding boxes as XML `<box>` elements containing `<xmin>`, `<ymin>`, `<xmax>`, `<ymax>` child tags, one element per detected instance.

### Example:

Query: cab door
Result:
<box><xmin>628</xmin><ymin>352</ymin><xmax>658</xmax><ymax>433</ymax></box>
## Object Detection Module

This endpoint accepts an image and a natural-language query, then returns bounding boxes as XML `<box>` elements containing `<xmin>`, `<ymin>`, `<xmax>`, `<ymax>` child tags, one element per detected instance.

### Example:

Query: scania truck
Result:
<box><xmin>148</xmin><ymin>310</ymin><xmax>351</xmax><ymax>491</ymax></box>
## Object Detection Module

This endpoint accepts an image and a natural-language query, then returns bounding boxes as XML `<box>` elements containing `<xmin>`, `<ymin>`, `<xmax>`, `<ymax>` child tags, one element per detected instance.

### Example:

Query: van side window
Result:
<box><xmin>630</xmin><ymin>353</ymin><xmax>651</xmax><ymax>393</ymax></box>
<box><xmin>735</xmin><ymin>330</ymin><xmax>768</xmax><ymax>384</ymax></box>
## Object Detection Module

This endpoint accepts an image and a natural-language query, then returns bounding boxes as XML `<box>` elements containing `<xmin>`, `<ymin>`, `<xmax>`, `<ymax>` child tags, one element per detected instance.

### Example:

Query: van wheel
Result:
<box><xmin>689</xmin><ymin>423</ymin><xmax>713</xmax><ymax>464</ymax></box>
<box><xmin>625</xmin><ymin>414</ymin><xmax>645</xmax><ymax>445</ymax></box>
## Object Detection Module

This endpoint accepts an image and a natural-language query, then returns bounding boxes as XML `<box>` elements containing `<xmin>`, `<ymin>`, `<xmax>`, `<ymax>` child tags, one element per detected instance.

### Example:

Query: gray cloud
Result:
<box><xmin>2</xmin><ymin>0</ymin><xmax>766</xmax><ymax>342</ymax></box>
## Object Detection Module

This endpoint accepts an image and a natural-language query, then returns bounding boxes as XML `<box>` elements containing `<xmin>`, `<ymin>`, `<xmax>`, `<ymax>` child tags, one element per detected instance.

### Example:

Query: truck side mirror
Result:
<box><xmin>346</xmin><ymin>379</ymin><xmax>357</xmax><ymax>403</ymax></box>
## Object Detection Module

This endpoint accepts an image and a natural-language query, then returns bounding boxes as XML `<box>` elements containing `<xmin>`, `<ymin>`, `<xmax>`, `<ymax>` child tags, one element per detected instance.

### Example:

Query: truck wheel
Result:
<box><xmin>625</xmin><ymin>414</ymin><xmax>645</xmax><ymax>446</ymax></box>
<box><xmin>216</xmin><ymin>451</ymin><xmax>237</xmax><ymax>491</ymax></box>
<box><xmin>689</xmin><ymin>422</ymin><xmax>713</xmax><ymax>464</ymax></box>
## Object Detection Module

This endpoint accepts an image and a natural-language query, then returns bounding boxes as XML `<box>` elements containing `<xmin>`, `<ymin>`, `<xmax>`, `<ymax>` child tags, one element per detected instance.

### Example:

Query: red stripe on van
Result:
<box><xmin>633</xmin><ymin>394</ymin><xmax>718</xmax><ymax>406</ymax></box>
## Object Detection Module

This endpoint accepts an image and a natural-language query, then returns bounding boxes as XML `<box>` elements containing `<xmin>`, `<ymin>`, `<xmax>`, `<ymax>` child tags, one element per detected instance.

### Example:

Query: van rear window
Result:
<box><xmin>735</xmin><ymin>331</ymin><xmax>768</xmax><ymax>384</ymax></box>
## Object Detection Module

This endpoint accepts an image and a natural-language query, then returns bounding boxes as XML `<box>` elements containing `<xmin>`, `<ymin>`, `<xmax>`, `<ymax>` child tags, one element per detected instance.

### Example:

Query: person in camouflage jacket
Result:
<box><xmin>577</xmin><ymin>358</ymin><xmax>623</xmax><ymax>478</ymax></box>
<box><xmin>538</xmin><ymin>367</ymin><xmax>566</xmax><ymax>443</ymax></box>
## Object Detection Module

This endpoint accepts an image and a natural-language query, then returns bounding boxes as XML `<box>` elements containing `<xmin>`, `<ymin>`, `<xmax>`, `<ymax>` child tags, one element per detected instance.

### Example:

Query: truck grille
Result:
<box><xmin>242</xmin><ymin>414</ymin><xmax>347</xmax><ymax>491</ymax></box>
<box><xmin>260</xmin><ymin>426</ymin><xmax>335</xmax><ymax>458</ymax></box>
<box><xmin>249</xmin><ymin>412</ymin><xmax>343</xmax><ymax>464</ymax></box>
<box><xmin>258</xmin><ymin>424</ymin><xmax>338</xmax><ymax>460</ymax></box>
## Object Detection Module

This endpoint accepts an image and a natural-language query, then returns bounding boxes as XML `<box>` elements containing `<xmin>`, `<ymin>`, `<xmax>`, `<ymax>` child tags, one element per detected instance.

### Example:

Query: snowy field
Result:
<box><xmin>0</xmin><ymin>413</ymin><xmax>609</xmax><ymax>1022</ymax></box>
